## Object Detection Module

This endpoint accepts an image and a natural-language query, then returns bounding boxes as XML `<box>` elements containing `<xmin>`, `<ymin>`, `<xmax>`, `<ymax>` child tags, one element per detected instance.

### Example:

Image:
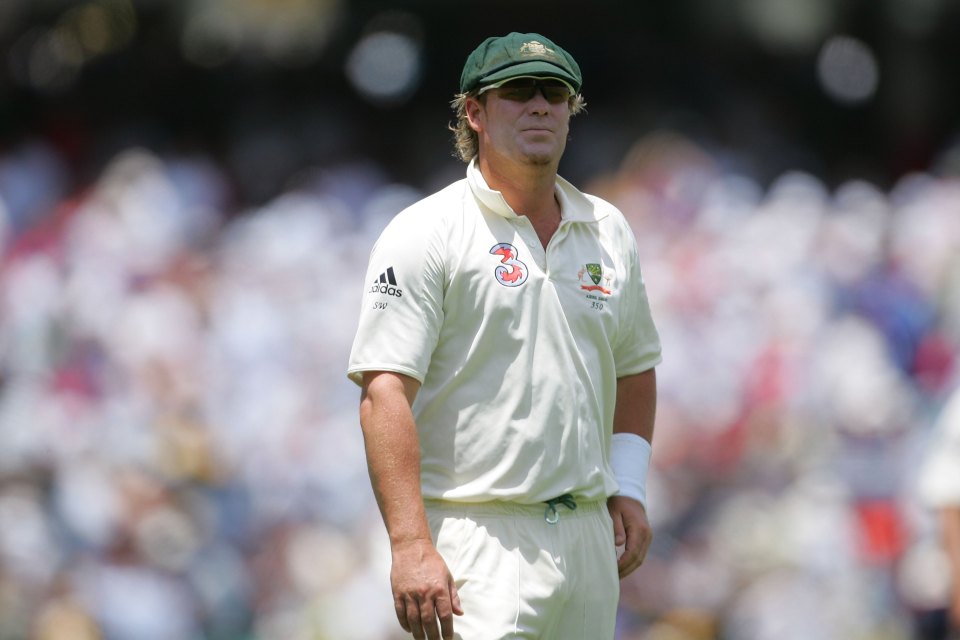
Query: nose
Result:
<box><xmin>527</xmin><ymin>87</ymin><xmax>551</xmax><ymax>112</ymax></box>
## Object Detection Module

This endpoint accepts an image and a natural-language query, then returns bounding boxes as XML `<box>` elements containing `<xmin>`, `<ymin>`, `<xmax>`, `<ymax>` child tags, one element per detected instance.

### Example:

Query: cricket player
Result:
<box><xmin>348</xmin><ymin>32</ymin><xmax>661</xmax><ymax>640</ymax></box>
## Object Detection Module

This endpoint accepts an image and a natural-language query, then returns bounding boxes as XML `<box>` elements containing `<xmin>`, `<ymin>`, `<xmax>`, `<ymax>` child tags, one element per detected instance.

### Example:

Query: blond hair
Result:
<box><xmin>448</xmin><ymin>91</ymin><xmax>587</xmax><ymax>163</ymax></box>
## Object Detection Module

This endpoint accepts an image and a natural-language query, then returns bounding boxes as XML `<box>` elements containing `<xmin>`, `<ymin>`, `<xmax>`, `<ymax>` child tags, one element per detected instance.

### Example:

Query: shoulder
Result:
<box><xmin>581</xmin><ymin>191</ymin><xmax>637</xmax><ymax>247</ymax></box>
<box><xmin>394</xmin><ymin>179</ymin><xmax>468</xmax><ymax>222</ymax></box>
<box><xmin>585</xmin><ymin>193</ymin><xmax>628</xmax><ymax>223</ymax></box>
<box><xmin>557</xmin><ymin>175</ymin><xmax>631</xmax><ymax>231</ymax></box>
<box><xmin>375</xmin><ymin>179</ymin><xmax>468</xmax><ymax>239</ymax></box>
<box><xmin>370</xmin><ymin>179</ymin><xmax>472</xmax><ymax>267</ymax></box>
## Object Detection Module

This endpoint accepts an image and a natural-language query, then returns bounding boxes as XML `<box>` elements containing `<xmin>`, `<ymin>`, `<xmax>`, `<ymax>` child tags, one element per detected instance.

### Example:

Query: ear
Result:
<box><xmin>465</xmin><ymin>96</ymin><xmax>484</xmax><ymax>133</ymax></box>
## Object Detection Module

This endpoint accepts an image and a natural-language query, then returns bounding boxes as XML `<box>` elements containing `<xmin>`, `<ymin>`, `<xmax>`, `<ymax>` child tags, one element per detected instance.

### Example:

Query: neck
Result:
<box><xmin>477</xmin><ymin>154</ymin><xmax>560</xmax><ymax>222</ymax></box>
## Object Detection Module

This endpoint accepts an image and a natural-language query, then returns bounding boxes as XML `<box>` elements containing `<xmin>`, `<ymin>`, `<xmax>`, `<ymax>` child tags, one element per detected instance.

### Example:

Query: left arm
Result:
<box><xmin>607</xmin><ymin>368</ymin><xmax>657</xmax><ymax>578</ymax></box>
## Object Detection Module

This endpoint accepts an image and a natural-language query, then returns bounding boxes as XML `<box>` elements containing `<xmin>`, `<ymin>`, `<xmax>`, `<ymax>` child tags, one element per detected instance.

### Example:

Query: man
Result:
<box><xmin>348</xmin><ymin>32</ymin><xmax>661</xmax><ymax>640</ymax></box>
<box><xmin>918</xmin><ymin>385</ymin><xmax>960</xmax><ymax>639</ymax></box>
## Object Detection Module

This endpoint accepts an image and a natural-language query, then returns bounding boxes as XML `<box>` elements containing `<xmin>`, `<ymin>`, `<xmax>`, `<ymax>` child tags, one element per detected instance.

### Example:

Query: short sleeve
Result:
<box><xmin>613</xmin><ymin>223</ymin><xmax>662</xmax><ymax>377</ymax></box>
<box><xmin>347</xmin><ymin>207</ymin><xmax>446</xmax><ymax>386</ymax></box>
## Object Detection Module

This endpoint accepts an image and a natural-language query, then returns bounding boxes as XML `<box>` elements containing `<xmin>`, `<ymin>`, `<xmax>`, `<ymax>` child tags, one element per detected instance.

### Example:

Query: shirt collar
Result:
<box><xmin>466</xmin><ymin>158</ymin><xmax>606</xmax><ymax>223</ymax></box>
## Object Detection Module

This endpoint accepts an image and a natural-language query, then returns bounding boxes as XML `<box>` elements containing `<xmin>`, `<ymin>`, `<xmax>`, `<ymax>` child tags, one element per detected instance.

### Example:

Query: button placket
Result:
<box><xmin>543</xmin><ymin>221</ymin><xmax>571</xmax><ymax>277</ymax></box>
<box><xmin>515</xmin><ymin>218</ymin><xmax>547</xmax><ymax>271</ymax></box>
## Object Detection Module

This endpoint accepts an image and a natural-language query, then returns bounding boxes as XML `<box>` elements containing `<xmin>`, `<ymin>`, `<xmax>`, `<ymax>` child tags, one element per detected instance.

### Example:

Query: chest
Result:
<box><xmin>443</xmin><ymin>212</ymin><xmax>624</xmax><ymax>335</ymax></box>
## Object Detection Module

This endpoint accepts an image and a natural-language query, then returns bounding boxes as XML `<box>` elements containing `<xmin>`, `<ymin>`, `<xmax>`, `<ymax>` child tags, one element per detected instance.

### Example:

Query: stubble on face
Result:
<box><xmin>476</xmin><ymin>94</ymin><xmax>571</xmax><ymax>168</ymax></box>
<box><xmin>516</xmin><ymin>130</ymin><xmax>563</xmax><ymax>166</ymax></box>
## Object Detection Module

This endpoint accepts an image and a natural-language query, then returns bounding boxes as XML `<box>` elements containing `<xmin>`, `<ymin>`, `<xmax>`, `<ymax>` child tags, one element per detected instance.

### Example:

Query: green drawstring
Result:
<box><xmin>543</xmin><ymin>494</ymin><xmax>577</xmax><ymax>524</ymax></box>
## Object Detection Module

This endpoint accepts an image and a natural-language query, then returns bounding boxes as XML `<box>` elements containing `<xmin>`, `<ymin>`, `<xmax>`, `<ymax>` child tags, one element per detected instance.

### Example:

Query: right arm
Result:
<box><xmin>359</xmin><ymin>370</ymin><xmax>463</xmax><ymax>640</ymax></box>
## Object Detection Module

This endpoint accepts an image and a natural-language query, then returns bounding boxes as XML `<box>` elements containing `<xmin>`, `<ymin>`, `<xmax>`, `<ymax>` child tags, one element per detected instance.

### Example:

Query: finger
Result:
<box><xmin>436</xmin><ymin>592</ymin><xmax>453</xmax><ymax>640</ymax></box>
<box><xmin>638</xmin><ymin>527</ymin><xmax>653</xmax><ymax>561</ymax></box>
<box><xmin>618</xmin><ymin>526</ymin><xmax>652</xmax><ymax>578</ymax></box>
<box><xmin>394</xmin><ymin>595</ymin><xmax>411</xmax><ymax>632</ymax></box>
<box><xmin>610</xmin><ymin>508</ymin><xmax>626</xmax><ymax>546</ymax></box>
<box><xmin>436</xmin><ymin>580</ymin><xmax>460</xmax><ymax>640</ymax></box>
<box><xmin>618</xmin><ymin>543</ymin><xmax>641</xmax><ymax>578</ymax></box>
<box><xmin>437</xmin><ymin>594</ymin><xmax>455</xmax><ymax>640</ymax></box>
<box><xmin>450</xmin><ymin>580</ymin><xmax>464</xmax><ymax>616</ymax></box>
<box><xmin>617</xmin><ymin>524</ymin><xmax>639</xmax><ymax>577</ymax></box>
<box><xmin>406</xmin><ymin>597</ymin><xmax>425</xmax><ymax>640</ymax></box>
<box><xmin>421</xmin><ymin>598</ymin><xmax>441</xmax><ymax>640</ymax></box>
<box><xmin>619</xmin><ymin>542</ymin><xmax>646</xmax><ymax>577</ymax></box>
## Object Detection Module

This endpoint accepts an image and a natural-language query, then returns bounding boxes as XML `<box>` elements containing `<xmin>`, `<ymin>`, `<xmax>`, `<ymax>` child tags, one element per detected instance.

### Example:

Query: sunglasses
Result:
<box><xmin>478</xmin><ymin>77</ymin><xmax>574</xmax><ymax>104</ymax></box>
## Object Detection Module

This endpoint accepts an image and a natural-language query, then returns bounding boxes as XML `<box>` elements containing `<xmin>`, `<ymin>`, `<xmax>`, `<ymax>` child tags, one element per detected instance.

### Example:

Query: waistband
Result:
<box><xmin>424</xmin><ymin>496</ymin><xmax>605</xmax><ymax>521</ymax></box>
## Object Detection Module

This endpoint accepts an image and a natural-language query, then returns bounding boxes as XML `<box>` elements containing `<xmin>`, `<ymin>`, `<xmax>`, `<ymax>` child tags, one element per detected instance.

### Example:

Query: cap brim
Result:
<box><xmin>478</xmin><ymin>75</ymin><xmax>577</xmax><ymax>97</ymax></box>
<box><xmin>478</xmin><ymin>60</ymin><xmax>580</xmax><ymax>92</ymax></box>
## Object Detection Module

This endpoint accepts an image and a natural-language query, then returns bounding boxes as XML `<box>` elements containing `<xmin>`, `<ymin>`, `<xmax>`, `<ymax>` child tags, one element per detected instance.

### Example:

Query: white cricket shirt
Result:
<box><xmin>348</xmin><ymin>160</ymin><xmax>661</xmax><ymax>503</ymax></box>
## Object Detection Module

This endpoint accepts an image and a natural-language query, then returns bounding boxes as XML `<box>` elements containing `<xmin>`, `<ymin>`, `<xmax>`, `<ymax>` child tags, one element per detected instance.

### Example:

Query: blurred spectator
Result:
<box><xmin>3</xmin><ymin>2</ymin><xmax>959</xmax><ymax>637</ymax></box>
<box><xmin>1</xmin><ymin>124</ymin><xmax>960</xmax><ymax>640</ymax></box>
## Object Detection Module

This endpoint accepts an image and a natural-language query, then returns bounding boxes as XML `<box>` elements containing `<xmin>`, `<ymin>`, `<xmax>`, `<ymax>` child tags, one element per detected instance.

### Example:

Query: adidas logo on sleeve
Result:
<box><xmin>369</xmin><ymin>267</ymin><xmax>403</xmax><ymax>297</ymax></box>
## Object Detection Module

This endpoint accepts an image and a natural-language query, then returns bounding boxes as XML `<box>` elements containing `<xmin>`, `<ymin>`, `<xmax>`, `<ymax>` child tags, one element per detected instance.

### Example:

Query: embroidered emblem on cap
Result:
<box><xmin>519</xmin><ymin>40</ymin><xmax>556</xmax><ymax>59</ymax></box>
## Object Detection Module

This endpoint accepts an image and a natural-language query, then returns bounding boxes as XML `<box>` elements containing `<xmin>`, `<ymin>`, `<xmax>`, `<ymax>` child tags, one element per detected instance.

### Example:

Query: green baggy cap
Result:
<box><xmin>460</xmin><ymin>32</ymin><xmax>582</xmax><ymax>94</ymax></box>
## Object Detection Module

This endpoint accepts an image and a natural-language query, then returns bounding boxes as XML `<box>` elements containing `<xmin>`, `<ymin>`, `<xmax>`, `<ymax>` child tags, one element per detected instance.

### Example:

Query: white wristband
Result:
<box><xmin>610</xmin><ymin>432</ymin><xmax>652</xmax><ymax>510</ymax></box>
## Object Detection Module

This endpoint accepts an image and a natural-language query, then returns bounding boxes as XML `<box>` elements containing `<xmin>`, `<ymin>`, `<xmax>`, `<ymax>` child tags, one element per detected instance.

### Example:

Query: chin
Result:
<box><xmin>522</xmin><ymin>154</ymin><xmax>554</xmax><ymax>166</ymax></box>
<box><xmin>525</xmin><ymin>145</ymin><xmax>563</xmax><ymax>165</ymax></box>
<box><xmin>520</xmin><ymin>146</ymin><xmax>562</xmax><ymax>166</ymax></box>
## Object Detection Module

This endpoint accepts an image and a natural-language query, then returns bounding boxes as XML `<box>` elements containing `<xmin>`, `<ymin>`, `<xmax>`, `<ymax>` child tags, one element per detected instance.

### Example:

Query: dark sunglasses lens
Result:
<box><xmin>498</xmin><ymin>79</ymin><xmax>570</xmax><ymax>103</ymax></box>
<box><xmin>540</xmin><ymin>84</ymin><xmax>571</xmax><ymax>103</ymax></box>
<box><xmin>499</xmin><ymin>80</ymin><xmax>537</xmax><ymax>101</ymax></box>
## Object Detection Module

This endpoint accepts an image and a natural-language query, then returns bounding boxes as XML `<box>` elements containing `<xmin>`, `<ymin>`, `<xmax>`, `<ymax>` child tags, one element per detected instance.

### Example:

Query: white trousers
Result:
<box><xmin>425</xmin><ymin>499</ymin><xmax>620</xmax><ymax>640</ymax></box>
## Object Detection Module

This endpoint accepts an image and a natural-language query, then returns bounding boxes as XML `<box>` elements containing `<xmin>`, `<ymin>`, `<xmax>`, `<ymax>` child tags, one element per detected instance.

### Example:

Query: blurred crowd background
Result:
<box><xmin>2</xmin><ymin>1</ymin><xmax>960</xmax><ymax>639</ymax></box>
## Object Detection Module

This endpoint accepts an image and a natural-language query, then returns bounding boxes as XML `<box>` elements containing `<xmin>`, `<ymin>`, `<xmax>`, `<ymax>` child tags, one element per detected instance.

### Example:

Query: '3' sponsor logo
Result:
<box><xmin>490</xmin><ymin>243</ymin><xmax>528</xmax><ymax>287</ymax></box>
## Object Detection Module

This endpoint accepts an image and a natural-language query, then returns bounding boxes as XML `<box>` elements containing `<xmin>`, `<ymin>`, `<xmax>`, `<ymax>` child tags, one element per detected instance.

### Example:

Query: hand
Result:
<box><xmin>390</xmin><ymin>538</ymin><xmax>464</xmax><ymax>640</ymax></box>
<box><xmin>607</xmin><ymin>495</ymin><xmax>653</xmax><ymax>579</ymax></box>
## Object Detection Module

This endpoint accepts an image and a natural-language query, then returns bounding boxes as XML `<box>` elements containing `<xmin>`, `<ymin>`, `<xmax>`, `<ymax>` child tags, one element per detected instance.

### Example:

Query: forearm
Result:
<box><xmin>613</xmin><ymin>368</ymin><xmax>657</xmax><ymax>442</ymax></box>
<box><xmin>609</xmin><ymin>368</ymin><xmax>657</xmax><ymax>510</ymax></box>
<box><xmin>608</xmin><ymin>368</ymin><xmax>658</xmax><ymax>576</ymax></box>
<box><xmin>359</xmin><ymin>371</ymin><xmax>463</xmax><ymax>637</ymax></box>
<box><xmin>360</xmin><ymin>372</ymin><xmax>431</xmax><ymax>546</ymax></box>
